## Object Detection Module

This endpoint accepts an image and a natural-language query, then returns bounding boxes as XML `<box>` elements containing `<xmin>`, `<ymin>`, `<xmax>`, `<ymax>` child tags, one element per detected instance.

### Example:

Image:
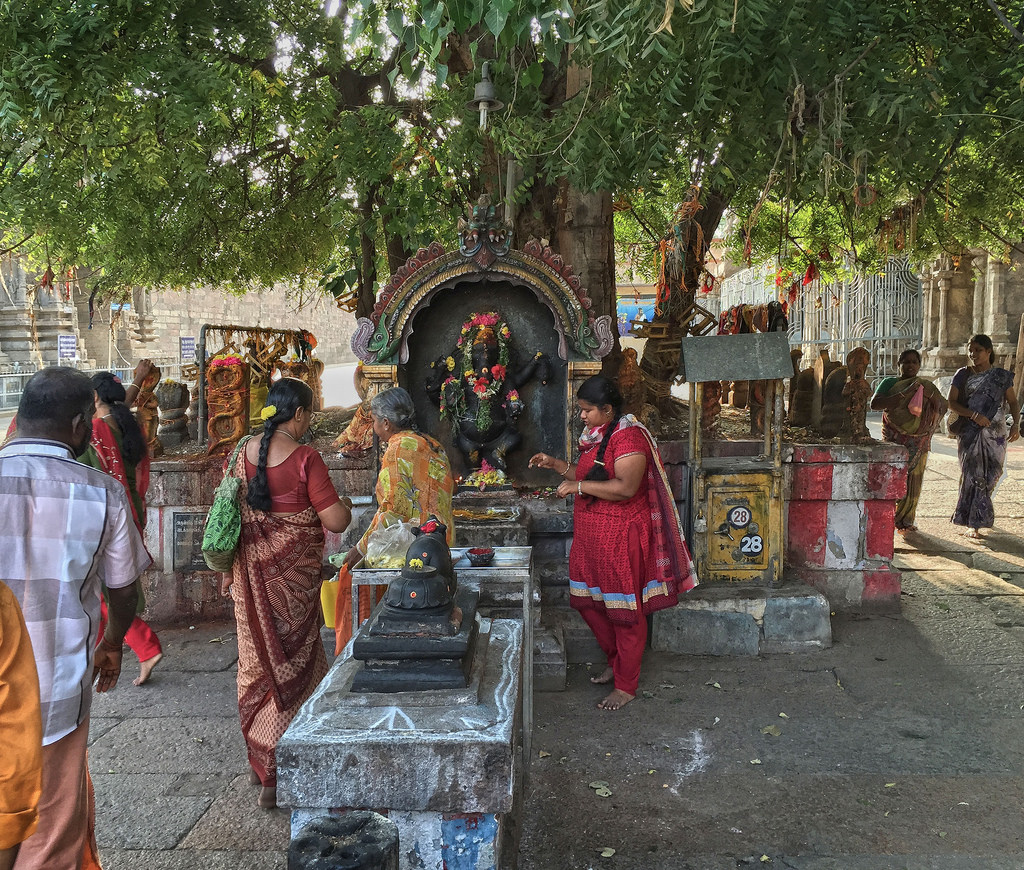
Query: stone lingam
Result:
<box><xmin>350</xmin><ymin>517</ymin><xmax>483</xmax><ymax>694</ymax></box>
<box><xmin>427</xmin><ymin>310</ymin><xmax>552</xmax><ymax>486</ymax></box>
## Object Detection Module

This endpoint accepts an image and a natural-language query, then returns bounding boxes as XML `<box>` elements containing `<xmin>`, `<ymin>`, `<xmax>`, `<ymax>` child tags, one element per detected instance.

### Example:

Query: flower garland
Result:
<box><xmin>439</xmin><ymin>311</ymin><xmax>512</xmax><ymax>434</ymax></box>
<box><xmin>210</xmin><ymin>354</ymin><xmax>243</xmax><ymax>367</ymax></box>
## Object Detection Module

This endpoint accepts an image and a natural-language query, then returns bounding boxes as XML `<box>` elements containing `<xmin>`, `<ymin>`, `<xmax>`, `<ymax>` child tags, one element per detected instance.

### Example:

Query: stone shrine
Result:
<box><xmin>351</xmin><ymin>196</ymin><xmax>614</xmax><ymax>485</ymax></box>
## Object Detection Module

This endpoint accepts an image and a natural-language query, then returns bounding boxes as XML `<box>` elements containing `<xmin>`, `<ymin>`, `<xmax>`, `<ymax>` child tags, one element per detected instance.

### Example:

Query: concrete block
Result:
<box><xmin>651</xmin><ymin>608</ymin><xmax>760</xmax><ymax>657</ymax></box>
<box><xmin>787</xmin><ymin>567</ymin><xmax>866</xmax><ymax>609</ymax></box>
<box><xmin>526</xmin><ymin>507</ymin><xmax>573</xmax><ymax>535</ymax></box>
<box><xmin>786</xmin><ymin>501</ymin><xmax>827</xmax><ymax>567</ymax></box>
<box><xmin>763</xmin><ymin>593</ymin><xmax>831</xmax><ymax>650</ymax></box>
<box><xmin>658</xmin><ymin>439</ymin><xmax>687</xmax><ymax>464</ymax></box>
<box><xmin>530</xmin><ymin>536</ymin><xmax>569</xmax><ymax>559</ymax></box>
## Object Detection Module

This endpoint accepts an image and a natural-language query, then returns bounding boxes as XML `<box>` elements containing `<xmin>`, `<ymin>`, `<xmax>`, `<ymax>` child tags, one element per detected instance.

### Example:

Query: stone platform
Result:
<box><xmin>650</xmin><ymin>581</ymin><xmax>832</xmax><ymax>656</ymax></box>
<box><xmin>278</xmin><ymin>617</ymin><xmax>523</xmax><ymax>869</ymax></box>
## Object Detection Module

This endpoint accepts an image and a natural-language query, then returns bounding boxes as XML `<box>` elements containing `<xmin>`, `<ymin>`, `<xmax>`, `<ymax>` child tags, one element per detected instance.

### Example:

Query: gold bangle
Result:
<box><xmin>561</xmin><ymin>461</ymin><xmax>571</xmax><ymax>477</ymax></box>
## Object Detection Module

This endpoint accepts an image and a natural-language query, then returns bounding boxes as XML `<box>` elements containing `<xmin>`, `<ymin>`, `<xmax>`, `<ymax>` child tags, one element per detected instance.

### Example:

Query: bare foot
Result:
<box><xmin>967</xmin><ymin>528</ymin><xmax>983</xmax><ymax>540</ymax></box>
<box><xmin>258</xmin><ymin>786</ymin><xmax>277</xmax><ymax>809</ymax></box>
<box><xmin>597</xmin><ymin>689</ymin><xmax>635</xmax><ymax>711</ymax></box>
<box><xmin>590</xmin><ymin>667</ymin><xmax>614</xmax><ymax>685</ymax></box>
<box><xmin>133</xmin><ymin>652</ymin><xmax>163</xmax><ymax>686</ymax></box>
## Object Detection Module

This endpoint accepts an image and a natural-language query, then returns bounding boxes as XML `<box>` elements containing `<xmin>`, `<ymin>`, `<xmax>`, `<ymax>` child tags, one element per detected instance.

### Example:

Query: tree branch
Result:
<box><xmin>984</xmin><ymin>0</ymin><xmax>1024</xmax><ymax>46</ymax></box>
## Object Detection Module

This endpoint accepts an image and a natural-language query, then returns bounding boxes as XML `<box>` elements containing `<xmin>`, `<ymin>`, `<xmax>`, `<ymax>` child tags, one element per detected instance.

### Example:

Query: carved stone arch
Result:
<box><xmin>352</xmin><ymin>238</ymin><xmax>614</xmax><ymax>366</ymax></box>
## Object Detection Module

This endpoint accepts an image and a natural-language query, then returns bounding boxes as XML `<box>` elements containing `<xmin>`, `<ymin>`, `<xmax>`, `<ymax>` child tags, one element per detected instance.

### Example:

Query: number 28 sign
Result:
<box><xmin>727</xmin><ymin>505</ymin><xmax>764</xmax><ymax>559</ymax></box>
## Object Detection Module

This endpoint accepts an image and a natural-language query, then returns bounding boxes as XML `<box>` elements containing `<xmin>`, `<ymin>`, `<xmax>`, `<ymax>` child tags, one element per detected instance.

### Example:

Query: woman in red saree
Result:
<box><xmin>86</xmin><ymin>370</ymin><xmax>164</xmax><ymax>686</ymax></box>
<box><xmin>530</xmin><ymin>376</ymin><xmax>697</xmax><ymax>711</ymax></box>
<box><xmin>220</xmin><ymin>378</ymin><xmax>351</xmax><ymax>809</ymax></box>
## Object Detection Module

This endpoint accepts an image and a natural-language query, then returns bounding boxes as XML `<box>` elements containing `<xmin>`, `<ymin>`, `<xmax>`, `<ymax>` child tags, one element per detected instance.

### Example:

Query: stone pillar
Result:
<box><xmin>973</xmin><ymin>250</ymin><xmax>988</xmax><ymax>337</ymax></box>
<box><xmin>923</xmin><ymin>254</ymin><xmax>974</xmax><ymax>378</ymax></box>
<box><xmin>921</xmin><ymin>270</ymin><xmax>936</xmax><ymax>351</ymax></box>
<box><xmin>988</xmin><ymin>252</ymin><xmax>1018</xmax><ymax>361</ymax></box>
<box><xmin>0</xmin><ymin>260</ymin><xmax>34</xmax><ymax>366</ymax></box>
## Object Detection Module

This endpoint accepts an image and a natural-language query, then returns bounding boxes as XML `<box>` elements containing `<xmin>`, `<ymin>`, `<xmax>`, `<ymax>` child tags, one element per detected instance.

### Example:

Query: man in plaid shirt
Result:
<box><xmin>0</xmin><ymin>367</ymin><xmax>151</xmax><ymax>870</ymax></box>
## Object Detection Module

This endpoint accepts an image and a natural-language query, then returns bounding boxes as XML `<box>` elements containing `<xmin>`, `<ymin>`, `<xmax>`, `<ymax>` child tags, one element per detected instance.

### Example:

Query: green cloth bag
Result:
<box><xmin>201</xmin><ymin>436</ymin><xmax>251</xmax><ymax>572</ymax></box>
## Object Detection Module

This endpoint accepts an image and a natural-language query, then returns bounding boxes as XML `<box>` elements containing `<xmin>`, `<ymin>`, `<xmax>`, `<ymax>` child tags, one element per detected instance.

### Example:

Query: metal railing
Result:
<box><xmin>0</xmin><ymin>361</ymin><xmax>186</xmax><ymax>411</ymax></box>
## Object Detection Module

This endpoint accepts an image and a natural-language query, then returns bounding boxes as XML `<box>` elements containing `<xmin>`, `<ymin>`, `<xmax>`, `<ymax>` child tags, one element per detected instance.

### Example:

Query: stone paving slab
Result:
<box><xmin>88</xmin><ymin>717</ymin><xmax>248</xmax><ymax>776</ymax></box>
<box><xmin>148</xmin><ymin>623</ymin><xmax>240</xmax><ymax>673</ymax></box>
<box><xmin>90</xmin><ymin>669</ymin><xmax>239</xmax><ymax>718</ymax></box>
<box><xmin>899</xmin><ymin>567</ymin><xmax>1024</xmax><ymax>596</ymax></box>
<box><xmin>180</xmin><ymin>774</ymin><xmax>291</xmax><ymax>850</ymax></box>
<box><xmin>93</xmin><ymin>773</ymin><xmax>211</xmax><ymax>850</ymax></box>
<box><xmin>101</xmin><ymin>851</ymin><xmax>285</xmax><ymax>870</ymax></box>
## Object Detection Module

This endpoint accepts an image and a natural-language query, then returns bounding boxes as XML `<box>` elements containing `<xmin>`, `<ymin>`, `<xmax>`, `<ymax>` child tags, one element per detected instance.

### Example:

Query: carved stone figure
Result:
<box><xmin>811</xmin><ymin>350</ymin><xmax>841</xmax><ymax>430</ymax></box>
<box><xmin>617</xmin><ymin>348</ymin><xmax>646</xmax><ymax>418</ymax></box>
<box><xmin>206</xmin><ymin>358</ymin><xmax>250</xmax><ymax>454</ymax></box>
<box><xmin>427</xmin><ymin>310</ymin><xmax>551</xmax><ymax>473</ymax></box>
<box><xmin>729</xmin><ymin>380</ymin><xmax>749</xmax><ymax>409</ymax></box>
<box><xmin>155</xmin><ymin>380</ymin><xmax>191</xmax><ymax>449</ymax></box>
<box><xmin>788</xmin><ymin>349</ymin><xmax>802</xmax><ymax>421</ymax></box>
<box><xmin>701</xmin><ymin>380</ymin><xmax>722</xmax><ymax>440</ymax></box>
<box><xmin>748</xmin><ymin>380</ymin><xmax>767</xmax><ymax>436</ymax></box>
<box><xmin>278</xmin><ymin>359</ymin><xmax>325</xmax><ymax>411</ymax></box>
<box><xmin>819</xmin><ymin>347</ymin><xmax>871</xmax><ymax>440</ymax></box>
<box><xmin>840</xmin><ymin>347</ymin><xmax>872</xmax><ymax>443</ymax></box>
<box><xmin>136</xmin><ymin>364</ymin><xmax>162</xmax><ymax>458</ymax></box>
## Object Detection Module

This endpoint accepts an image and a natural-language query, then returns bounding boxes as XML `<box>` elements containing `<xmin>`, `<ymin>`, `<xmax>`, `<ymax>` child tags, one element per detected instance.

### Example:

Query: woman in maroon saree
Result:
<box><xmin>220</xmin><ymin>378</ymin><xmax>351</xmax><ymax>809</ymax></box>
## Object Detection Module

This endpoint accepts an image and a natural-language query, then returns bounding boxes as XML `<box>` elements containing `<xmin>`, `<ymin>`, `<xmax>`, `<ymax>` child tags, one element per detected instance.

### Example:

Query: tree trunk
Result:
<box><xmin>639</xmin><ymin>188</ymin><xmax>729</xmax><ymax>413</ymax></box>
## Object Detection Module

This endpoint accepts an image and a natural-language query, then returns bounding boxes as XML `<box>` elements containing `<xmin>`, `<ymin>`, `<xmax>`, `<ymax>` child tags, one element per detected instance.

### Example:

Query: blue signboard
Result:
<box><xmin>615</xmin><ymin>299</ymin><xmax>656</xmax><ymax>336</ymax></box>
<box><xmin>57</xmin><ymin>333</ymin><xmax>77</xmax><ymax>360</ymax></box>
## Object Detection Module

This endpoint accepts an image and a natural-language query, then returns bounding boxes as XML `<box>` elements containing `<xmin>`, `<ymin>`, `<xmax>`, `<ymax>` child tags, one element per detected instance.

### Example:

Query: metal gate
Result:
<box><xmin>717</xmin><ymin>258</ymin><xmax>922</xmax><ymax>387</ymax></box>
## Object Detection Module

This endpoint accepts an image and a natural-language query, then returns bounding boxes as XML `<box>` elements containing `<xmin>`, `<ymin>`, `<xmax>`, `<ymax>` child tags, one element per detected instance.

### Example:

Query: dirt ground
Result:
<box><xmin>519</xmin><ymin>441</ymin><xmax>1024</xmax><ymax>870</ymax></box>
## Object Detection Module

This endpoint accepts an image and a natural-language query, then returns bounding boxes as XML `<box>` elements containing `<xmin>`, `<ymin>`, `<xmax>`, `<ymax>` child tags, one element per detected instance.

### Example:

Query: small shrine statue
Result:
<box><xmin>701</xmin><ymin>380</ymin><xmax>722</xmax><ymax>440</ymax></box>
<box><xmin>428</xmin><ymin>310</ymin><xmax>551</xmax><ymax>473</ymax></box>
<box><xmin>155</xmin><ymin>380</ymin><xmax>191</xmax><ymax>449</ymax></box>
<box><xmin>136</xmin><ymin>364</ymin><xmax>162</xmax><ymax>458</ymax></box>
<box><xmin>333</xmin><ymin>363</ymin><xmax>375</xmax><ymax>458</ymax></box>
<box><xmin>840</xmin><ymin>347</ymin><xmax>872</xmax><ymax>443</ymax></box>
<box><xmin>819</xmin><ymin>347</ymin><xmax>871</xmax><ymax>441</ymax></box>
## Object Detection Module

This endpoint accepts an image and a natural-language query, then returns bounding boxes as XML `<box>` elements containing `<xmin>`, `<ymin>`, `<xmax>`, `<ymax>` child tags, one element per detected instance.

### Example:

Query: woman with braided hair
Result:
<box><xmin>530</xmin><ymin>375</ymin><xmax>697</xmax><ymax>711</ymax></box>
<box><xmin>84</xmin><ymin>370</ymin><xmax>165</xmax><ymax>687</ymax></box>
<box><xmin>220</xmin><ymin>378</ymin><xmax>351</xmax><ymax>809</ymax></box>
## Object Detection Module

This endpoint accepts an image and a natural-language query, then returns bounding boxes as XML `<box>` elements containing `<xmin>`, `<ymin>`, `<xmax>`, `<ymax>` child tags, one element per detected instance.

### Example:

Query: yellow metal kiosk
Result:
<box><xmin>679</xmin><ymin>332</ymin><xmax>793</xmax><ymax>586</ymax></box>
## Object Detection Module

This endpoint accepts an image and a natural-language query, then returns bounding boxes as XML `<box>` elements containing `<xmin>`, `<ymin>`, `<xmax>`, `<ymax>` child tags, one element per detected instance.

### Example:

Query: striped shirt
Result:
<box><xmin>0</xmin><ymin>438</ymin><xmax>151</xmax><ymax>744</ymax></box>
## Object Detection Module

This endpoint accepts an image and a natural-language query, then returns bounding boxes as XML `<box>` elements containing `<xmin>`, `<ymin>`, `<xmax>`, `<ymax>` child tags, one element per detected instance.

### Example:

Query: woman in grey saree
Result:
<box><xmin>947</xmin><ymin>334</ymin><xmax>1020</xmax><ymax>537</ymax></box>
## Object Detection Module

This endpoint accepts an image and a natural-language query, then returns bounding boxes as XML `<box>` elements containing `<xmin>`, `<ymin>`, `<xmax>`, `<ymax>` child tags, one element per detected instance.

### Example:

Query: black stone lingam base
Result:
<box><xmin>350</xmin><ymin>587</ymin><xmax>481</xmax><ymax>693</ymax></box>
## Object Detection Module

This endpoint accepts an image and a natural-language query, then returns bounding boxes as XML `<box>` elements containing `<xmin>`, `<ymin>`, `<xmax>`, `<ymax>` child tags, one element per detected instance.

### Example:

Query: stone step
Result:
<box><xmin>651</xmin><ymin>580</ymin><xmax>832</xmax><ymax>656</ymax></box>
<box><xmin>534</xmin><ymin>557</ymin><xmax>570</xmax><ymax>588</ymax></box>
<box><xmin>541</xmin><ymin>606</ymin><xmax>604</xmax><ymax>665</ymax></box>
<box><xmin>532</xmin><ymin>624</ymin><xmax>566</xmax><ymax>692</ymax></box>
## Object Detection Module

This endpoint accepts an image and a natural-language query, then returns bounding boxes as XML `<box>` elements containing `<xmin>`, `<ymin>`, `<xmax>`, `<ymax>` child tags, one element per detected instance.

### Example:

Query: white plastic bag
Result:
<box><xmin>364</xmin><ymin>512</ymin><xmax>417</xmax><ymax>568</ymax></box>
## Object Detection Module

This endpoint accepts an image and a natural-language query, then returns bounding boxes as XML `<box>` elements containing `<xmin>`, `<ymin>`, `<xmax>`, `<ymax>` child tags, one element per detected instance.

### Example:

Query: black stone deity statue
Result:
<box><xmin>426</xmin><ymin>310</ymin><xmax>551</xmax><ymax>473</ymax></box>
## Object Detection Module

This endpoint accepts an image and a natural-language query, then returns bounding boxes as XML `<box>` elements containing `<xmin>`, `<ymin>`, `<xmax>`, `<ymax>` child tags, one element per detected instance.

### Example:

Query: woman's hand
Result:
<box><xmin>528</xmin><ymin>452</ymin><xmax>562</xmax><ymax>471</ymax></box>
<box><xmin>973</xmin><ymin>413</ymin><xmax>991</xmax><ymax>428</ymax></box>
<box><xmin>556</xmin><ymin>480</ymin><xmax>577</xmax><ymax>498</ymax></box>
<box><xmin>220</xmin><ymin>574</ymin><xmax>233</xmax><ymax>597</ymax></box>
<box><xmin>1010</xmin><ymin>422</ymin><xmax>1021</xmax><ymax>443</ymax></box>
<box><xmin>342</xmin><ymin>545</ymin><xmax>362</xmax><ymax>570</ymax></box>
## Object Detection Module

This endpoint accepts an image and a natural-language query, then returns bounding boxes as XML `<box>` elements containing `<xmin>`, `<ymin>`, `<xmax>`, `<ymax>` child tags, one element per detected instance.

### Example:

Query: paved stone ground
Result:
<box><xmin>91</xmin><ymin>432</ymin><xmax>1024</xmax><ymax>869</ymax></box>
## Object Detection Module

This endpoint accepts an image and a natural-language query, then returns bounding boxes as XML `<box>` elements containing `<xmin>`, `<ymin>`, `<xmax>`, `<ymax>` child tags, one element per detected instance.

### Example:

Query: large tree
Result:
<box><xmin>3</xmin><ymin>0</ymin><xmax>1024</xmax><ymax>381</ymax></box>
